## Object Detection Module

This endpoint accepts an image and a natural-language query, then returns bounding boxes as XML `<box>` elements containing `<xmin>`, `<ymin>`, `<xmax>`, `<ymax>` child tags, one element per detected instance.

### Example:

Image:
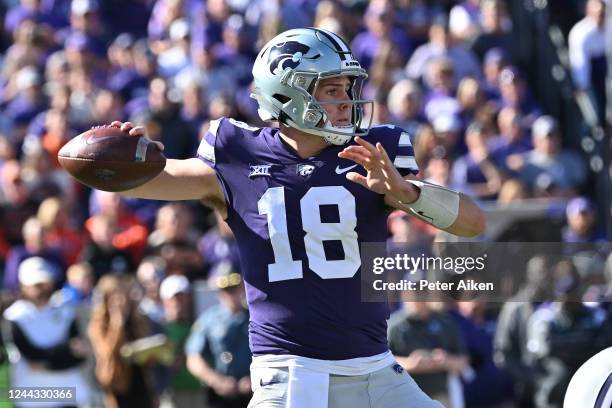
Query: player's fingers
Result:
<box><xmin>338</xmin><ymin>151</ymin><xmax>371</xmax><ymax>168</ymax></box>
<box><xmin>341</xmin><ymin>145</ymin><xmax>372</xmax><ymax>158</ymax></box>
<box><xmin>120</xmin><ymin>121</ymin><xmax>135</xmax><ymax>133</ymax></box>
<box><xmin>128</xmin><ymin>126</ymin><xmax>146</xmax><ymax>136</ymax></box>
<box><xmin>355</xmin><ymin>137</ymin><xmax>380</xmax><ymax>158</ymax></box>
<box><xmin>110</xmin><ymin>121</ymin><xmax>123</xmax><ymax>128</ymax></box>
<box><xmin>376</xmin><ymin>143</ymin><xmax>393</xmax><ymax>166</ymax></box>
<box><xmin>346</xmin><ymin>172</ymin><xmax>368</xmax><ymax>188</ymax></box>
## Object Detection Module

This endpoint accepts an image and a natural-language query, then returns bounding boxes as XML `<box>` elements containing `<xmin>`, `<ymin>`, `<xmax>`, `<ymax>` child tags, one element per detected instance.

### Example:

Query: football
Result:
<box><xmin>58</xmin><ymin>125</ymin><xmax>166</xmax><ymax>192</ymax></box>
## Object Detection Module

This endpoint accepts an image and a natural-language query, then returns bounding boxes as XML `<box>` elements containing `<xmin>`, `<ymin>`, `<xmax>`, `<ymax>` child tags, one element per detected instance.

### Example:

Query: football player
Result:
<box><xmin>113</xmin><ymin>28</ymin><xmax>485</xmax><ymax>407</ymax></box>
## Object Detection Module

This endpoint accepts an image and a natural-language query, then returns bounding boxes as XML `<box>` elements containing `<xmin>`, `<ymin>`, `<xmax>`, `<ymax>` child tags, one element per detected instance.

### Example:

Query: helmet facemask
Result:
<box><xmin>299</xmin><ymin>73</ymin><xmax>373</xmax><ymax>145</ymax></box>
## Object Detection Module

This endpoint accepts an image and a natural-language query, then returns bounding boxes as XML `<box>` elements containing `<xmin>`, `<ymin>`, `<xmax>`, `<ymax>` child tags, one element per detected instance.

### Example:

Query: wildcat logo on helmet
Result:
<box><xmin>267</xmin><ymin>41</ymin><xmax>311</xmax><ymax>75</ymax></box>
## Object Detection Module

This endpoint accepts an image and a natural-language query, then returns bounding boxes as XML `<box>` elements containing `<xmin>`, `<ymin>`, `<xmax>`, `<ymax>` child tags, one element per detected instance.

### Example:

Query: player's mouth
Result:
<box><xmin>334</xmin><ymin>118</ymin><xmax>352</xmax><ymax>127</ymax></box>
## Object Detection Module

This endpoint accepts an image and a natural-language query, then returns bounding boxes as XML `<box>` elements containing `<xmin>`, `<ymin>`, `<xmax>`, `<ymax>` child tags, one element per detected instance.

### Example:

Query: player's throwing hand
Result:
<box><xmin>338</xmin><ymin>136</ymin><xmax>420</xmax><ymax>203</ymax></box>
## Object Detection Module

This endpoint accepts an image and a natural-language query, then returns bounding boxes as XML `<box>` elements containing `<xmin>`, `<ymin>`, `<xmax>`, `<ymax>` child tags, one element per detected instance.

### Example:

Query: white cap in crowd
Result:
<box><xmin>159</xmin><ymin>275</ymin><xmax>191</xmax><ymax>300</ymax></box>
<box><xmin>18</xmin><ymin>257</ymin><xmax>56</xmax><ymax>286</ymax></box>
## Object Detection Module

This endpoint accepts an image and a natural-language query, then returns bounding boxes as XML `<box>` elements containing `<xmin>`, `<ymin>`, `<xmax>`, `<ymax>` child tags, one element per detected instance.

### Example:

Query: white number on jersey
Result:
<box><xmin>258</xmin><ymin>186</ymin><xmax>361</xmax><ymax>282</ymax></box>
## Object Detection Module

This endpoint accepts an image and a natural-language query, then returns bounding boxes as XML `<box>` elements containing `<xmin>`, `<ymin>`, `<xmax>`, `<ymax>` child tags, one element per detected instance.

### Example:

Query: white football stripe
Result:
<box><xmin>394</xmin><ymin>155</ymin><xmax>417</xmax><ymax>169</ymax></box>
<box><xmin>135</xmin><ymin>137</ymin><xmax>149</xmax><ymax>162</ymax></box>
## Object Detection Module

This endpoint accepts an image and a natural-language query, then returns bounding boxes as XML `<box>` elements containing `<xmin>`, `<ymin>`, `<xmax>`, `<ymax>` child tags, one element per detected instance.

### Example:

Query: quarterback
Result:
<box><xmin>115</xmin><ymin>28</ymin><xmax>485</xmax><ymax>407</ymax></box>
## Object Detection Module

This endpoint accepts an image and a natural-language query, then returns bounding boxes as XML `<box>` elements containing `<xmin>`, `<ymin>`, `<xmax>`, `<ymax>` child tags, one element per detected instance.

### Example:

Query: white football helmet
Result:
<box><xmin>251</xmin><ymin>28</ymin><xmax>373</xmax><ymax>145</ymax></box>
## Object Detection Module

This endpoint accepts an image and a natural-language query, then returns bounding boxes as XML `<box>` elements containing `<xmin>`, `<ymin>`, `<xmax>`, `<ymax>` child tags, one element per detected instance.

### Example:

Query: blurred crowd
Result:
<box><xmin>0</xmin><ymin>0</ymin><xmax>608</xmax><ymax>407</ymax></box>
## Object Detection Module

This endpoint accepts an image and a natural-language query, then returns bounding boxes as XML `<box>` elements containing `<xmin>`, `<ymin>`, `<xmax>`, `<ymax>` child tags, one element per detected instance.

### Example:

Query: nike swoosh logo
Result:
<box><xmin>84</xmin><ymin>132</ymin><xmax>118</xmax><ymax>145</ymax></box>
<box><xmin>335</xmin><ymin>164</ymin><xmax>358</xmax><ymax>174</ymax></box>
<box><xmin>416</xmin><ymin>210</ymin><xmax>433</xmax><ymax>223</ymax></box>
<box><xmin>260</xmin><ymin>379</ymin><xmax>280</xmax><ymax>387</ymax></box>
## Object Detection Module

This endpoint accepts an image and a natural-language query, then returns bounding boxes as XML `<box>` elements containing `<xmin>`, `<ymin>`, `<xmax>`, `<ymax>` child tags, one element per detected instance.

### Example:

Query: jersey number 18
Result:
<box><xmin>258</xmin><ymin>186</ymin><xmax>360</xmax><ymax>282</ymax></box>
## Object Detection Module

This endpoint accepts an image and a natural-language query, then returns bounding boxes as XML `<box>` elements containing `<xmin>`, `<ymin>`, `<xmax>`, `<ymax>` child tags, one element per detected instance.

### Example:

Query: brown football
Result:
<box><xmin>58</xmin><ymin>125</ymin><xmax>166</xmax><ymax>192</ymax></box>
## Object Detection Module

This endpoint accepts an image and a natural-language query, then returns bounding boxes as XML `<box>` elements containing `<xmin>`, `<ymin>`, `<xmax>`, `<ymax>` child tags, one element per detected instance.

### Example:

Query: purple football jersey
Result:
<box><xmin>197</xmin><ymin>117</ymin><xmax>418</xmax><ymax>360</ymax></box>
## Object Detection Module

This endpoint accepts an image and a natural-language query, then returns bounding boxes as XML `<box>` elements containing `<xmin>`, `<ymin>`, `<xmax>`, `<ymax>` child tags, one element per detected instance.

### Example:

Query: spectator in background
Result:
<box><xmin>66</xmin><ymin>0</ymin><xmax>110</xmax><ymax>51</ymax></box>
<box><xmin>449</xmin><ymin>0</ymin><xmax>481</xmax><ymax>43</ymax></box>
<box><xmin>157</xmin><ymin>18</ymin><xmax>191</xmax><ymax>78</ymax></box>
<box><xmin>186</xmin><ymin>261</ymin><xmax>251</xmax><ymax>408</ymax></box>
<box><xmin>313</xmin><ymin>0</ymin><xmax>349</xmax><ymax>39</ymax></box>
<box><xmin>131</xmin><ymin>77</ymin><xmax>197</xmax><ymax>159</ymax></box>
<box><xmin>497</xmin><ymin>66</ymin><xmax>542</xmax><ymax>127</ymax></box>
<box><xmin>386</xmin><ymin>79</ymin><xmax>426</xmax><ymax>137</ymax></box>
<box><xmin>562</xmin><ymin>196</ymin><xmax>605</xmax><ymax>246</ymax></box>
<box><xmin>527</xmin><ymin>260</ymin><xmax>612</xmax><ymax>408</ymax></box>
<box><xmin>20</xmin><ymin>146</ymin><xmax>72</xmax><ymax>205</ymax></box>
<box><xmin>3</xmin><ymin>257</ymin><xmax>92</xmax><ymax>405</ymax></box>
<box><xmin>388</xmin><ymin>298</ymin><xmax>469</xmax><ymax>407</ymax></box>
<box><xmin>495</xmin><ymin>255</ymin><xmax>551</xmax><ymax>408</ymax></box>
<box><xmin>451</xmin><ymin>121</ymin><xmax>504</xmax><ymax>200</ymax></box>
<box><xmin>4</xmin><ymin>66</ymin><xmax>48</xmax><ymax>144</ymax></box>
<box><xmin>4</xmin><ymin>216</ymin><xmax>64</xmax><ymax>292</ymax></box>
<box><xmin>489</xmin><ymin>106</ymin><xmax>532</xmax><ymax>173</ymax></box>
<box><xmin>0</xmin><ymin>160</ymin><xmax>38</xmax><ymax>246</ymax></box>
<box><xmin>174</xmin><ymin>40</ymin><xmax>237</xmax><ymax>108</ymax></box>
<box><xmin>107</xmin><ymin>32</ymin><xmax>148</xmax><ymax>102</ymax></box>
<box><xmin>350</xmin><ymin>0</ymin><xmax>412</xmax><ymax>72</ymax></box>
<box><xmin>137</xmin><ymin>256</ymin><xmax>167</xmax><ymax>325</ymax></box>
<box><xmin>36</xmin><ymin>196</ymin><xmax>83</xmax><ymax>265</ymax></box>
<box><xmin>430</xmin><ymin>113</ymin><xmax>464</xmax><ymax>159</ymax></box>
<box><xmin>216</xmin><ymin>14</ymin><xmax>257</xmax><ymax>87</ymax></box>
<box><xmin>406</xmin><ymin>14</ymin><xmax>481</xmax><ymax>90</ymax></box>
<box><xmin>568</xmin><ymin>0</ymin><xmax>607</xmax><ymax>124</ymax></box>
<box><xmin>89</xmin><ymin>273</ymin><xmax>155</xmax><ymax>408</ymax></box>
<box><xmin>423</xmin><ymin>58</ymin><xmax>461</xmax><ymax>122</ymax></box>
<box><xmin>395</xmin><ymin>0</ymin><xmax>441</xmax><ymax>46</ymax></box>
<box><xmin>497</xmin><ymin>178</ymin><xmax>530</xmax><ymax>205</ymax></box>
<box><xmin>450</xmin><ymin>299</ymin><xmax>515</xmax><ymax>408</ymax></box>
<box><xmin>52</xmin><ymin>262</ymin><xmax>94</xmax><ymax>306</ymax></box>
<box><xmin>364</xmin><ymin>38</ymin><xmax>407</xmax><ymax>101</ymax></box>
<box><xmin>469</xmin><ymin>0</ymin><xmax>513</xmax><ymax>62</ymax></box>
<box><xmin>4</xmin><ymin>0</ymin><xmax>49</xmax><ymax>36</ymax></box>
<box><xmin>91</xmin><ymin>87</ymin><xmax>125</xmax><ymax>125</ymax></box>
<box><xmin>482</xmin><ymin>47</ymin><xmax>509</xmax><ymax>100</ymax></box>
<box><xmin>1</xmin><ymin>19</ymin><xmax>49</xmax><ymax>81</ymax></box>
<box><xmin>147</xmin><ymin>0</ymin><xmax>189</xmax><ymax>46</ymax></box>
<box><xmin>508</xmin><ymin>115</ymin><xmax>586</xmax><ymax>198</ymax></box>
<box><xmin>148</xmin><ymin>202</ymin><xmax>201</xmax><ymax>252</ymax></box>
<box><xmin>179</xmin><ymin>79</ymin><xmax>207</xmax><ymax>135</ymax></box>
<box><xmin>87</xmin><ymin>190</ymin><xmax>149</xmax><ymax>264</ymax></box>
<box><xmin>457</xmin><ymin>77</ymin><xmax>487</xmax><ymax>126</ymax></box>
<box><xmin>80</xmin><ymin>214</ymin><xmax>135</xmax><ymax>279</ymax></box>
<box><xmin>147</xmin><ymin>203</ymin><xmax>203</xmax><ymax>278</ymax></box>
<box><xmin>158</xmin><ymin>274</ymin><xmax>204</xmax><ymax>408</ymax></box>
<box><xmin>198</xmin><ymin>211</ymin><xmax>240</xmax><ymax>277</ymax></box>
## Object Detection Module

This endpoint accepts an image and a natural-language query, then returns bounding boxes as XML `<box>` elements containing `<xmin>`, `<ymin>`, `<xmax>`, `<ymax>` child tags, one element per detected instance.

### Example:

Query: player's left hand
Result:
<box><xmin>338</xmin><ymin>137</ymin><xmax>419</xmax><ymax>202</ymax></box>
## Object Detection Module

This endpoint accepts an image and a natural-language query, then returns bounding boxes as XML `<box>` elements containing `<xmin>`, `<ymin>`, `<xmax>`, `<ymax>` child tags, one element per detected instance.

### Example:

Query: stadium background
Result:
<box><xmin>0</xmin><ymin>0</ymin><xmax>610</xmax><ymax>407</ymax></box>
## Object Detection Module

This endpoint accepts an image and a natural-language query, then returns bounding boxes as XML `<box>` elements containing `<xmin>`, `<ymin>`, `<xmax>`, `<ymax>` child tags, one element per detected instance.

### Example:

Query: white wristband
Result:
<box><xmin>398</xmin><ymin>180</ymin><xmax>460</xmax><ymax>229</ymax></box>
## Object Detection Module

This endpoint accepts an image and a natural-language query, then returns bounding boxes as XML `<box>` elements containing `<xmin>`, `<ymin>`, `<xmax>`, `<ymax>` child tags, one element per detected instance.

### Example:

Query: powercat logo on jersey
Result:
<box><xmin>249</xmin><ymin>165</ymin><xmax>273</xmax><ymax>178</ymax></box>
<box><xmin>296</xmin><ymin>164</ymin><xmax>315</xmax><ymax>177</ymax></box>
<box><xmin>267</xmin><ymin>41</ymin><xmax>311</xmax><ymax>74</ymax></box>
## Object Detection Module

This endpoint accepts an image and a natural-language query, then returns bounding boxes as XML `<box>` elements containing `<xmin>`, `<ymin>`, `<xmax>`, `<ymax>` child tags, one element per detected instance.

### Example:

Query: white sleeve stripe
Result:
<box><xmin>197</xmin><ymin>139</ymin><xmax>215</xmax><ymax>162</ymax></box>
<box><xmin>394</xmin><ymin>156</ymin><xmax>417</xmax><ymax>169</ymax></box>
<box><xmin>399</xmin><ymin>132</ymin><xmax>412</xmax><ymax>147</ymax></box>
<box><xmin>209</xmin><ymin>118</ymin><xmax>221</xmax><ymax>138</ymax></box>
